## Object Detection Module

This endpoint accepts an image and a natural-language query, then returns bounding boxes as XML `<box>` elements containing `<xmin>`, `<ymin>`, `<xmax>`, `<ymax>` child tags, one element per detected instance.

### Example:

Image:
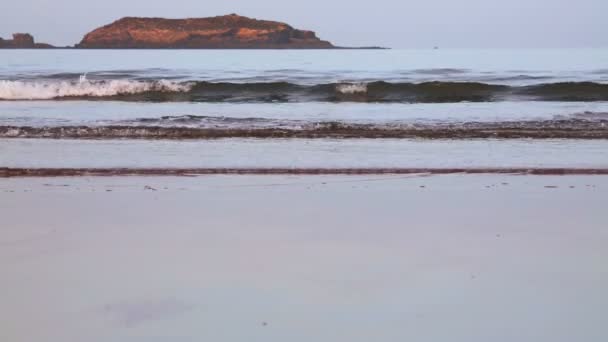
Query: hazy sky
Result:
<box><xmin>1</xmin><ymin>0</ymin><xmax>607</xmax><ymax>48</ymax></box>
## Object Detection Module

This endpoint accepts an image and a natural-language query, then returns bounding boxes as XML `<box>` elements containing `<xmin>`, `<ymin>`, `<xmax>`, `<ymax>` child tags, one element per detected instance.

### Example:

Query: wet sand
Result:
<box><xmin>1</xmin><ymin>174</ymin><xmax>607</xmax><ymax>342</ymax></box>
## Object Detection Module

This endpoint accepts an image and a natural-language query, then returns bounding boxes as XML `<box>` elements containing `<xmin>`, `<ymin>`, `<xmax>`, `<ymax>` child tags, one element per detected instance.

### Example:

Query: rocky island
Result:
<box><xmin>76</xmin><ymin>14</ymin><xmax>338</xmax><ymax>49</ymax></box>
<box><xmin>0</xmin><ymin>33</ymin><xmax>55</xmax><ymax>48</ymax></box>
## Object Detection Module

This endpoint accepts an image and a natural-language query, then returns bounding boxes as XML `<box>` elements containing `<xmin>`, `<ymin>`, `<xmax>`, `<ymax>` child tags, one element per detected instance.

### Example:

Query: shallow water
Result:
<box><xmin>1</xmin><ymin>101</ymin><xmax>608</xmax><ymax>128</ymax></box>
<box><xmin>2</xmin><ymin>138</ymin><xmax>607</xmax><ymax>169</ymax></box>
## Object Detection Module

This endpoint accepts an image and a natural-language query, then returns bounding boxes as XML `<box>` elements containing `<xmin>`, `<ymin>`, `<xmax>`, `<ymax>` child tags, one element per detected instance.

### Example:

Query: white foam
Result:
<box><xmin>336</xmin><ymin>83</ymin><xmax>368</xmax><ymax>94</ymax></box>
<box><xmin>0</xmin><ymin>78</ymin><xmax>192</xmax><ymax>100</ymax></box>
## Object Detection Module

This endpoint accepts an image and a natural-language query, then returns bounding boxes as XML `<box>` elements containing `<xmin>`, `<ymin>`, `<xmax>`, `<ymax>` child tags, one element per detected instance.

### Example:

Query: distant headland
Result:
<box><xmin>0</xmin><ymin>14</ymin><xmax>387</xmax><ymax>49</ymax></box>
<box><xmin>0</xmin><ymin>33</ymin><xmax>55</xmax><ymax>49</ymax></box>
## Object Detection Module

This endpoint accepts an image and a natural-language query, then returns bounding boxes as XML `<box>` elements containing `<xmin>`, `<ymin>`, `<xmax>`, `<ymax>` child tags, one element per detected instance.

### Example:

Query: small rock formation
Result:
<box><xmin>0</xmin><ymin>33</ymin><xmax>55</xmax><ymax>48</ymax></box>
<box><xmin>12</xmin><ymin>33</ymin><xmax>34</xmax><ymax>46</ymax></box>
<box><xmin>76</xmin><ymin>14</ymin><xmax>336</xmax><ymax>49</ymax></box>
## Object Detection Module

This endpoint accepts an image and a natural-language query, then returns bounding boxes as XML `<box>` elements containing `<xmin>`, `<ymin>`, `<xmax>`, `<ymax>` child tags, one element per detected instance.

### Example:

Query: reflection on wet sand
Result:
<box><xmin>1</xmin><ymin>175</ymin><xmax>606</xmax><ymax>342</ymax></box>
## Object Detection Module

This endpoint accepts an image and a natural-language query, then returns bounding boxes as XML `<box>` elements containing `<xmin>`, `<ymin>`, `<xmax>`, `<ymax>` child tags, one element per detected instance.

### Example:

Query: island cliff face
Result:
<box><xmin>0</xmin><ymin>33</ymin><xmax>54</xmax><ymax>48</ymax></box>
<box><xmin>76</xmin><ymin>14</ymin><xmax>335</xmax><ymax>49</ymax></box>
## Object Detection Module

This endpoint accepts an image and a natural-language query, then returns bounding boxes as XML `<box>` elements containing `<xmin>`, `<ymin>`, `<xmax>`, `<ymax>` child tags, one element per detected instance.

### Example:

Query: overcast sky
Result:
<box><xmin>1</xmin><ymin>0</ymin><xmax>607</xmax><ymax>48</ymax></box>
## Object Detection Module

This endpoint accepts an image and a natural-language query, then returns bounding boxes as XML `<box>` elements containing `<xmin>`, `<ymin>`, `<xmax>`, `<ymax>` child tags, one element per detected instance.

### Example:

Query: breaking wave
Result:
<box><xmin>127</xmin><ymin>115</ymin><xmax>306</xmax><ymax>129</ymax></box>
<box><xmin>1</xmin><ymin>78</ymin><xmax>607</xmax><ymax>102</ymax></box>
<box><xmin>335</xmin><ymin>83</ymin><xmax>368</xmax><ymax>94</ymax></box>
<box><xmin>1</xmin><ymin>115</ymin><xmax>607</xmax><ymax>139</ymax></box>
<box><xmin>0</xmin><ymin>77</ymin><xmax>192</xmax><ymax>100</ymax></box>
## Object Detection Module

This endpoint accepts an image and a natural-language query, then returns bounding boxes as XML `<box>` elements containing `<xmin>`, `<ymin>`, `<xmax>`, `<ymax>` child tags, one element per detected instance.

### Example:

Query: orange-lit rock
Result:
<box><xmin>77</xmin><ymin>14</ymin><xmax>335</xmax><ymax>49</ymax></box>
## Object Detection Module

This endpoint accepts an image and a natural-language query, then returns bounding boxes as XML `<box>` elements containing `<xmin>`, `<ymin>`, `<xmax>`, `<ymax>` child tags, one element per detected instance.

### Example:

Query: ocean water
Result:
<box><xmin>1</xmin><ymin>49</ymin><xmax>607</xmax><ymax>169</ymax></box>
<box><xmin>2</xmin><ymin>49</ymin><xmax>608</xmax><ymax>84</ymax></box>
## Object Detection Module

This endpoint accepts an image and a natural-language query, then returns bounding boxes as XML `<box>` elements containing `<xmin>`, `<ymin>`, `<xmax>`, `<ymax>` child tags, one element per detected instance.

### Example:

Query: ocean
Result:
<box><xmin>1</xmin><ymin>49</ymin><xmax>608</xmax><ymax>171</ymax></box>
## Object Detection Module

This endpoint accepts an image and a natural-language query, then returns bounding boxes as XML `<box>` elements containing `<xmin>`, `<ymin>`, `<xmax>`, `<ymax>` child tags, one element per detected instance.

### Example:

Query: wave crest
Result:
<box><xmin>336</xmin><ymin>83</ymin><xmax>368</xmax><ymax>94</ymax></box>
<box><xmin>0</xmin><ymin>79</ymin><xmax>192</xmax><ymax>100</ymax></box>
<box><xmin>2</xmin><ymin>117</ymin><xmax>607</xmax><ymax>139</ymax></box>
<box><xmin>1</xmin><ymin>79</ymin><xmax>607</xmax><ymax>102</ymax></box>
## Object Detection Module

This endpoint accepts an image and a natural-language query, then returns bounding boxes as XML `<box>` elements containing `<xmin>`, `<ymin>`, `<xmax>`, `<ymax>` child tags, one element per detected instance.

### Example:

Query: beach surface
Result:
<box><xmin>1</xmin><ymin>174</ymin><xmax>607</xmax><ymax>342</ymax></box>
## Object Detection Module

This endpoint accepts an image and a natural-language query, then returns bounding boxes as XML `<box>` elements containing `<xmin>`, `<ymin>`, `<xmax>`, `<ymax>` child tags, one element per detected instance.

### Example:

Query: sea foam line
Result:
<box><xmin>2</xmin><ymin>167</ymin><xmax>608</xmax><ymax>177</ymax></box>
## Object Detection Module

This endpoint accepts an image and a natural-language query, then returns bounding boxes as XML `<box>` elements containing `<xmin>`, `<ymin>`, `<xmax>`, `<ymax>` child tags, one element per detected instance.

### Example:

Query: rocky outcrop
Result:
<box><xmin>0</xmin><ymin>33</ymin><xmax>54</xmax><ymax>48</ymax></box>
<box><xmin>76</xmin><ymin>14</ymin><xmax>336</xmax><ymax>49</ymax></box>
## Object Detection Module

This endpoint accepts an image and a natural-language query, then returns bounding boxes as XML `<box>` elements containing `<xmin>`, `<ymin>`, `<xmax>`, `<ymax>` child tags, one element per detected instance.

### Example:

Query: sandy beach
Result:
<box><xmin>2</xmin><ymin>3</ymin><xmax>608</xmax><ymax>341</ymax></box>
<box><xmin>1</xmin><ymin>174</ymin><xmax>607</xmax><ymax>342</ymax></box>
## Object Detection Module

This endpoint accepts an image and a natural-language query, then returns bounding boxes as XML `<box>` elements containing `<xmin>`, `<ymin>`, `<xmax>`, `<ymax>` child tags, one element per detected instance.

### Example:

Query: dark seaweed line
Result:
<box><xmin>2</xmin><ymin>167</ymin><xmax>608</xmax><ymax>178</ymax></box>
<box><xmin>2</xmin><ymin>125</ymin><xmax>608</xmax><ymax>139</ymax></box>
